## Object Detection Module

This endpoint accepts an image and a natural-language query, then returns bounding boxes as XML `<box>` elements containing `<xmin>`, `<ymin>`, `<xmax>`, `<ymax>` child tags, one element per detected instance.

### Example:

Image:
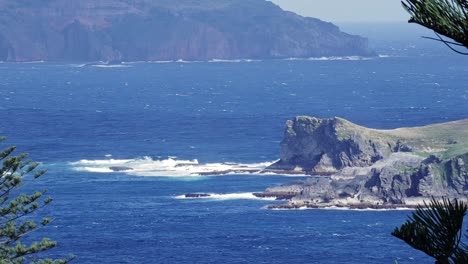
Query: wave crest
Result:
<box><xmin>285</xmin><ymin>56</ymin><xmax>374</xmax><ymax>61</ymax></box>
<box><xmin>69</xmin><ymin>156</ymin><xmax>275</xmax><ymax>177</ymax></box>
<box><xmin>175</xmin><ymin>192</ymin><xmax>276</xmax><ymax>201</ymax></box>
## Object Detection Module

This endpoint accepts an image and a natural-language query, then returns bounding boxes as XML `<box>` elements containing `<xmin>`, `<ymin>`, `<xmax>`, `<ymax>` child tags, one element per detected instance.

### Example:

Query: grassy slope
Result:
<box><xmin>334</xmin><ymin>117</ymin><xmax>468</xmax><ymax>160</ymax></box>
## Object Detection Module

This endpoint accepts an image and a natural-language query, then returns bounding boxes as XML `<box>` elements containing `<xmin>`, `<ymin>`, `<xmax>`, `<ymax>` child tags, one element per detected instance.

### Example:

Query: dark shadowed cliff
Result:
<box><xmin>0</xmin><ymin>0</ymin><xmax>375</xmax><ymax>62</ymax></box>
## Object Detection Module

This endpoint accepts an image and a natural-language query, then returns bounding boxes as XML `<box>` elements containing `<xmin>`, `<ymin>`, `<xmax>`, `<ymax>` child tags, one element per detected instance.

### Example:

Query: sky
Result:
<box><xmin>271</xmin><ymin>0</ymin><xmax>409</xmax><ymax>23</ymax></box>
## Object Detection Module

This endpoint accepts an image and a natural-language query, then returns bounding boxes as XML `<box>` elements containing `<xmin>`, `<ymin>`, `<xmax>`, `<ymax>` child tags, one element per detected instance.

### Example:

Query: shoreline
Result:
<box><xmin>267</xmin><ymin>202</ymin><xmax>418</xmax><ymax>210</ymax></box>
<box><xmin>0</xmin><ymin>55</ymin><xmax>387</xmax><ymax>65</ymax></box>
<box><xmin>197</xmin><ymin>169</ymin><xmax>310</xmax><ymax>176</ymax></box>
<box><xmin>178</xmin><ymin>192</ymin><xmax>421</xmax><ymax>210</ymax></box>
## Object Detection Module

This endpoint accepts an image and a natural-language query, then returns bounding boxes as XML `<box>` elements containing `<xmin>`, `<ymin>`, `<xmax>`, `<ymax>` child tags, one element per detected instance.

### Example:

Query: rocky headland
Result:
<box><xmin>0</xmin><ymin>0</ymin><xmax>375</xmax><ymax>62</ymax></box>
<box><xmin>261</xmin><ymin>116</ymin><xmax>468</xmax><ymax>209</ymax></box>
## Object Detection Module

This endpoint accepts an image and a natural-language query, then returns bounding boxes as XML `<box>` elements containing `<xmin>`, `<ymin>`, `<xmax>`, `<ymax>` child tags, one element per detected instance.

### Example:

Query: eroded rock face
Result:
<box><xmin>0</xmin><ymin>33</ymin><xmax>12</xmax><ymax>61</ymax></box>
<box><xmin>0</xmin><ymin>0</ymin><xmax>375</xmax><ymax>62</ymax></box>
<box><xmin>265</xmin><ymin>153</ymin><xmax>468</xmax><ymax>206</ymax></box>
<box><xmin>263</xmin><ymin>117</ymin><xmax>468</xmax><ymax>207</ymax></box>
<box><xmin>269</xmin><ymin>117</ymin><xmax>393</xmax><ymax>174</ymax></box>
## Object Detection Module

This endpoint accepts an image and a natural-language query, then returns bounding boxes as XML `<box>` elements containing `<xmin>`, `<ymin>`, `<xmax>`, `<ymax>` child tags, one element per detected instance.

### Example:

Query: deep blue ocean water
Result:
<box><xmin>0</xmin><ymin>55</ymin><xmax>467</xmax><ymax>263</ymax></box>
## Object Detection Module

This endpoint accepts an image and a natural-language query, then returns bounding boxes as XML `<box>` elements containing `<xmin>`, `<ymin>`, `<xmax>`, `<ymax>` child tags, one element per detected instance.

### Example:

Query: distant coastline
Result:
<box><xmin>0</xmin><ymin>0</ymin><xmax>375</xmax><ymax>62</ymax></box>
<box><xmin>0</xmin><ymin>55</ymin><xmax>394</xmax><ymax>65</ymax></box>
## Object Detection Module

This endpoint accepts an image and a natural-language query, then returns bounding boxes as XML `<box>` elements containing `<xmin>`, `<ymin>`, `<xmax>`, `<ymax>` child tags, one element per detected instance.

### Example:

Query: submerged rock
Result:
<box><xmin>252</xmin><ymin>192</ymin><xmax>297</xmax><ymax>200</ymax></box>
<box><xmin>109</xmin><ymin>166</ymin><xmax>133</xmax><ymax>172</ymax></box>
<box><xmin>184</xmin><ymin>193</ymin><xmax>211</xmax><ymax>198</ymax></box>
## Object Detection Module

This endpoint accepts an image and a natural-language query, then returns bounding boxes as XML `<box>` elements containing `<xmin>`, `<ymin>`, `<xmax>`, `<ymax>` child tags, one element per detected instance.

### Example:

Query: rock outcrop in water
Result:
<box><xmin>263</xmin><ymin>117</ymin><xmax>468</xmax><ymax>208</ymax></box>
<box><xmin>0</xmin><ymin>0</ymin><xmax>375</xmax><ymax>62</ymax></box>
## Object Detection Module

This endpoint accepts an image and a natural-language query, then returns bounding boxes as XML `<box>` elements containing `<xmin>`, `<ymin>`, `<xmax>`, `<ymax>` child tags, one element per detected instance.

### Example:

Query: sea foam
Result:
<box><xmin>91</xmin><ymin>64</ymin><xmax>131</xmax><ymax>68</ymax></box>
<box><xmin>285</xmin><ymin>56</ymin><xmax>373</xmax><ymax>61</ymax></box>
<box><xmin>69</xmin><ymin>156</ymin><xmax>275</xmax><ymax>177</ymax></box>
<box><xmin>175</xmin><ymin>192</ymin><xmax>276</xmax><ymax>201</ymax></box>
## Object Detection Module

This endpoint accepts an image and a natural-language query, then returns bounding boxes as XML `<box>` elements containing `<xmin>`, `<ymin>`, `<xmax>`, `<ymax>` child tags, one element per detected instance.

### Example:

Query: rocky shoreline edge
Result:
<box><xmin>256</xmin><ymin>116</ymin><xmax>468</xmax><ymax>209</ymax></box>
<box><xmin>129</xmin><ymin>116</ymin><xmax>468</xmax><ymax>210</ymax></box>
<box><xmin>108</xmin><ymin>165</ymin><xmax>311</xmax><ymax>176</ymax></box>
<box><xmin>254</xmin><ymin>192</ymin><xmax>418</xmax><ymax>210</ymax></box>
<box><xmin>265</xmin><ymin>201</ymin><xmax>418</xmax><ymax>210</ymax></box>
<box><xmin>181</xmin><ymin>192</ymin><xmax>419</xmax><ymax>210</ymax></box>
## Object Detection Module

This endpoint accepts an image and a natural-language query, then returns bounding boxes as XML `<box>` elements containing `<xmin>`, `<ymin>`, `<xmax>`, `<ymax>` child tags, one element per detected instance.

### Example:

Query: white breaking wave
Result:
<box><xmin>208</xmin><ymin>59</ymin><xmax>260</xmax><ymax>63</ymax></box>
<box><xmin>285</xmin><ymin>56</ymin><xmax>373</xmax><ymax>61</ymax></box>
<box><xmin>175</xmin><ymin>59</ymin><xmax>203</xmax><ymax>63</ymax></box>
<box><xmin>148</xmin><ymin>60</ymin><xmax>174</xmax><ymax>64</ymax></box>
<box><xmin>91</xmin><ymin>64</ymin><xmax>131</xmax><ymax>68</ymax></box>
<box><xmin>69</xmin><ymin>156</ymin><xmax>275</xmax><ymax>177</ymax></box>
<box><xmin>22</xmin><ymin>60</ymin><xmax>45</xmax><ymax>63</ymax></box>
<box><xmin>70</xmin><ymin>64</ymin><xmax>86</xmax><ymax>68</ymax></box>
<box><xmin>175</xmin><ymin>192</ymin><xmax>276</xmax><ymax>201</ymax></box>
<box><xmin>76</xmin><ymin>167</ymin><xmax>115</xmax><ymax>173</ymax></box>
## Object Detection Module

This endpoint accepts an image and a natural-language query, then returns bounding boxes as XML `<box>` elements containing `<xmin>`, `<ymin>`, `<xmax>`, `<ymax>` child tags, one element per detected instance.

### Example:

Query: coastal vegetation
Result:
<box><xmin>0</xmin><ymin>137</ymin><xmax>71</xmax><ymax>263</ymax></box>
<box><xmin>392</xmin><ymin>198</ymin><xmax>468</xmax><ymax>264</ymax></box>
<box><xmin>393</xmin><ymin>2</ymin><xmax>468</xmax><ymax>263</ymax></box>
<box><xmin>260</xmin><ymin>117</ymin><xmax>467</xmax><ymax>208</ymax></box>
<box><xmin>402</xmin><ymin>0</ymin><xmax>468</xmax><ymax>53</ymax></box>
<box><xmin>271</xmin><ymin>117</ymin><xmax>468</xmax><ymax>175</ymax></box>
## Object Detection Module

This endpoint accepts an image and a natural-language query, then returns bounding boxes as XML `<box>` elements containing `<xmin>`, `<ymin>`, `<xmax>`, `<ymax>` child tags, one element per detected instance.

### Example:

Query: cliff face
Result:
<box><xmin>265</xmin><ymin>117</ymin><xmax>468</xmax><ymax>207</ymax></box>
<box><xmin>270</xmin><ymin>117</ymin><xmax>394</xmax><ymax>174</ymax></box>
<box><xmin>0</xmin><ymin>0</ymin><xmax>375</xmax><ymax>62</ymax></box>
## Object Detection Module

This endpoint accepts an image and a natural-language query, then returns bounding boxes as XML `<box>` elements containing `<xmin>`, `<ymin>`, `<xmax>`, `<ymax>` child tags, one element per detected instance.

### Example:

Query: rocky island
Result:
<box><xmin>0</xmin><ymin>0</ymin><xmax>375</xmax><ymax>62</ymax></box>
<box><xmin>260</xmin><ymin>116</ymin><xmax>468</xmax><ymax>209</ymax></box>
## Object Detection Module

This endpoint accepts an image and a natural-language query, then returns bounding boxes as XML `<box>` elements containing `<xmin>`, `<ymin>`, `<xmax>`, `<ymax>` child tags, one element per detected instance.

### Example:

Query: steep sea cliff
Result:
<box><xmin>0</xmin><ymin>0</ymin><xmax>374</xmax><ymax>62</ymax></box>
<box><xmin>262</xmin><ymin>117</ymin><xmax>468</xmax><ymax>208</ymax></box>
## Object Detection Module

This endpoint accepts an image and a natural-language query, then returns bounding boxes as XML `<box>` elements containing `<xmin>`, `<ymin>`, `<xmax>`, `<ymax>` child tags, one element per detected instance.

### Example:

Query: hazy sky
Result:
<box><xmin>271</xmin><ymin>0</ymin><xmax>409</xmax><ymax>22</ymax></box>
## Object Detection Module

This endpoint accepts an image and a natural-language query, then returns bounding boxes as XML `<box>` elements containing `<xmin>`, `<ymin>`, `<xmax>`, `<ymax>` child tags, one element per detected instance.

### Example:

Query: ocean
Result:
<box><xmin>0</xmin><ymin>53</ymin><xmax>467</xmax><ymax>263</ymax></box>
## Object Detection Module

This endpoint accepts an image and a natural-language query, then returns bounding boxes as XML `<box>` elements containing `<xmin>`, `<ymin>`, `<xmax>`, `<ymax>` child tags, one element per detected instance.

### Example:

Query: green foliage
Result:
<box><xmin>397</xmin><ymin>3</ymin><xmax>468</xmax><ymax>263</ymax></box>
<box><xmin>392</xmin><ymin>197</ymin><xmax>468</xmax><ymax>264</ymax></box>
<box><xmin>0</xmin><ymin>137</ymin><xmax>72</xmax><ymax>263</ymax></box>
<box><xmin>402</xmin><ymin>0</ymin><xmax>468</xmax><ymax>53</ymax></box>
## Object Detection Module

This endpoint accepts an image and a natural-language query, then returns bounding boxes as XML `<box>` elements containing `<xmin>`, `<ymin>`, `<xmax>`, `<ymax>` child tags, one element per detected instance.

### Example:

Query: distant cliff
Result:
<box><xmin>263</xmin><ymin>117</ymin><xmax>468</xmax><ymax>208</ymax></box>
<box><xmin>0</xmin><ymin>0</ymin><xmax>375</xmax><ymax>62</ymax></box>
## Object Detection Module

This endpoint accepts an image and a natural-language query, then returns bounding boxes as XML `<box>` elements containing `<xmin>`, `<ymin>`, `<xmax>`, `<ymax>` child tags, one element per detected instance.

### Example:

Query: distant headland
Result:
<box><xmin>259</xmin><ymin>116</ymin><xmax>468</xmax><ymax>209</ymax></box>
<box><xmin>177</xmin><ymin>116</ymin><xmax>468</xmax><ymax>209</ymax></box>
<box><xmin>0</xmin><ymin>0</ymin><xmax>375</xmax><ymax>62</ymax></box>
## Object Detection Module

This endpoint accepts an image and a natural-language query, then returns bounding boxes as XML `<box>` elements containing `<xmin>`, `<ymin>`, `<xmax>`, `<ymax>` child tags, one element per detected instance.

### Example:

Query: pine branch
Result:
<box><xmin>392</xmin><ymin>197</ymin><xmax>468</xmax><ymax>262</ymax></box>
<box><xmin>402</xmin><ymin>0</ymin><xmax>468</xmax><ymax>52</ymax></box>
<box><xmin>0</xmin><ymin>137</ymin><xmax>71</xmax><ymax>262</ymax></box>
